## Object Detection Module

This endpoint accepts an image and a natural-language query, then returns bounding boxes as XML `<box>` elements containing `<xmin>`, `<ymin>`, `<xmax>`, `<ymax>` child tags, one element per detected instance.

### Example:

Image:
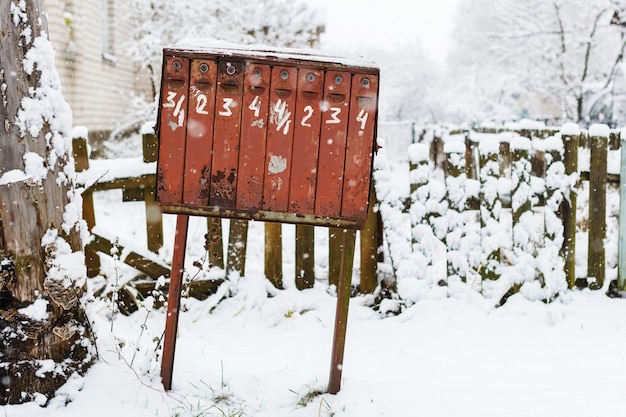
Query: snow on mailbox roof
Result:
<box><xmin>171</xmin><ymin>39</ymin><xmax>379</xmax><ymax>71</ymax></box>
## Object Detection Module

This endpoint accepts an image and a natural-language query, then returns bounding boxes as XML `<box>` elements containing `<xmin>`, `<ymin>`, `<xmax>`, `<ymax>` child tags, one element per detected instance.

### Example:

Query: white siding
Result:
<box><xmin>46</xmin><ymin>0</ymin><xmax>150</xmax><ymax>133</ymax></box>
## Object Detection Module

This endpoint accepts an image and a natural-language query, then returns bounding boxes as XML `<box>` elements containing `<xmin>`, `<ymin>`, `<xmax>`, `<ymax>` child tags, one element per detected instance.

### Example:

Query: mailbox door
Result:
<box><xmin>157</xmin><ymin>56</ymin><xmax>190</xmax><ymax>204</ymax></box>
<box><xmin>342</xmin><ymin>74</ymin><xmax>379</xmax><ymax>222</ymax></box>
<box><xmin>315</xmin><ymin>71</ymin><xmax>352</xmax><ymax>217</ymax></box>
<box><xmin>237</xmin><ymin>63</ymin><xmax>271</xmax><ymax>210</ymax></box>
<box><xmin>289</xmin><ymin>68</ymin><xmax>324</xmax><ymax>215</ymax></box>
<box><xmin>263</xmin><ymin>66</ymin><xmax>298</xmax><ymax>212</ymax></box>
<box><xmin>184</xmin><ymin>59</ymin><xmax>217</xmax><ymax>206</ymax></box>
<box><xmin>210</xmin><ymin>60</ymin><xmax>244</xmax><ymax>209</ymax></box>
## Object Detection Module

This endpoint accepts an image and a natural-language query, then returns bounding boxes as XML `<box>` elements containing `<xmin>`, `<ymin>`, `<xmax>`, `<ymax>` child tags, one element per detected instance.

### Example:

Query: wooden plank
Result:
<box><xmin>295</xmin><ymin>225</ymin><xmax>315</xmax><ymax>290</ymax></box>
<box><xmin>588</xmin><ymin>132</ymin><xmax>607</xmax><ymax>290</ymax></box>
<box><xmin>210</xmin><ymin>60</ymin><xmax>244</xmax><ymax>209</ymax></box>
<box><xmin>561</xmin><ymin>133</ymin><xmax>579</xmax><ymax>289</ymax></box>
<box><xmin>315</xmin><ymin>71</ymin><xmax>352</xmax><ymax>217</ymax></box>
<box><xmin>85</xmin><ymin>174</ymin><xmax>156</xmax><ymax>193</ymax></box>
<box><xmin>207</xmin><ymin>217</ymin><xmax>224</xmax><ymax>270</ymax></box>
<box><xmin>264</xmin><ymin>222</ymin><xmax>283</xmax><ymax>288</ymax></box>
<box><xmin>289</xmin><ymin>68</ymin><xmax>324</xmax><ymax>214</ymax></box>
<box><xmin>87</xmin><ymin>232</ymin><xmax>170</xmax><ymax>279</ymax></box>
<box><xmin>142</xmin><ymin>131</ymin><xmax>158</xmax><ymax>163</ymax></box>
<box><xmin>144</xmin><ymin>185</ymin><xmax>163</xmax><ymax>253</ymax></box>
<box><xmin>237</xmin><ymin>63</ymin><xmax>270</xmax><ymax>210</ymax></box>
<box><xmin>156</xmin><ymin>56</ymin><xmax>190</xmax><ymax>204</ymax></box>
<box><xmin>226</xmin><ymin>219</ymin><xmax>248</xmax><ymax>277</ymax></box>
<box><xmin>263</xmin><ymin>66</ymin><xmax>298</xmax><ymax>212</ymax></box>
<box><xmin>342</xmin><ymin>73</ymin><xmax>378</xmax><ymax>224</ymax></box>
<box><xmin>360</xmin><ymin>184</ymin><xmax>379</xmax><ymax>294</ymax></box>
<box><xmin>328</xmin><ymin>227</ymin><xmax>356</xmax><ymax>287</ymax></box>
<box><xmin>619</xmin><ymin>132</ymin><xmax>626</xmax><ymax>292</ymax></box>
<box><xmin>183</xmin><ymin>59</ymin><xmax>217</xmax><ymax>206</ymax></box>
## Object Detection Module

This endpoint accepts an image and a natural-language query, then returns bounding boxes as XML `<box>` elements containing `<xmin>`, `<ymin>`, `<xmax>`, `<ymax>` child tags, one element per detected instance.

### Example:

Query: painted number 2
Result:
<box><xmin>300</xmin><ymin>105</ymin><xmax>314</xmax><ymax>127</ymax></box>
<box><xmin>195</xmin><ymin>94</ymin><xmax>209</xmax><ymax>115</ymax></box>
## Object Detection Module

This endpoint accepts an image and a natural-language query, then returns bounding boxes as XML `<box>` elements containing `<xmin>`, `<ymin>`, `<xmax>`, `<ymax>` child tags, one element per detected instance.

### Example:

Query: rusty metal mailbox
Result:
<box><xmin>156</xmin><ymin>45</ymin><xmax>379</xmax><ymax>229</ymax></box>
<box><xmin>156</xmin><ymin>43</ymin><xmax>379</xmax><ymax>394</ymax></box>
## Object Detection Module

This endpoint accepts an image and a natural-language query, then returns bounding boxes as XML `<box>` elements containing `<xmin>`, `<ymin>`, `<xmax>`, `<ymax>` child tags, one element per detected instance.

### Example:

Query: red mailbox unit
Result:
<box><xmin>156</xmin><ymin>44</ymin><xmax>379</xmax><ymax>229</ymax></box>
<box><xmin>156</xmin><ymin>42</ymin><xmax>379</xmax><ymax>394</ymax></box>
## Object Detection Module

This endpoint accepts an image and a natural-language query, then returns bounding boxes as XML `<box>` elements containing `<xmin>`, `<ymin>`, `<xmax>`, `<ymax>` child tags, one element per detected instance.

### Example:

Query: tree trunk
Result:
<box><xmin>0</xmin><ymin>0</ymin><xmax>95</xmax><ymax>405</ymax></box>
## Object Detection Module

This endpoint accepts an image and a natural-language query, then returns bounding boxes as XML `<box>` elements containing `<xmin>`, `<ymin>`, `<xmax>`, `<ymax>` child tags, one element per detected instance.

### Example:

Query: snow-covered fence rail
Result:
<box><xmin>73</xmin><ymin>128</ymin><xmax>384</xmax><ymax>306</ymax></box>
<box><xmin>375</xmin><ymin>122</ymin><xmax>622</xmax><ymax>306</ymax></box>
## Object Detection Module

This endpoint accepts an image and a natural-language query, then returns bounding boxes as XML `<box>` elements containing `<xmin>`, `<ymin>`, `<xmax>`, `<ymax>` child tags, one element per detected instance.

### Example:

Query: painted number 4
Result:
<box><xmin>356</xmin><ymin>108</ymin><xmax>368</xmax><ymax>130</ymax></box>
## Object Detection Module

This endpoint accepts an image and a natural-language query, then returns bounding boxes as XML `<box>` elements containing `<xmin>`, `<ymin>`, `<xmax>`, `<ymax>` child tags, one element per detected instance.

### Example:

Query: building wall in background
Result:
<box><xmin>46</xmin><ymin>0</ymin><xmax>150</xmax><ymax>139</ymax></box>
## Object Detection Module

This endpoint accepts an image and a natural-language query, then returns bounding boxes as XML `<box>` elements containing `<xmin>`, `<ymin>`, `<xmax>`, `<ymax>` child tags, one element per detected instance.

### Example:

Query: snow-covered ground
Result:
<box><xmin>6</xmin><ymin>145</ymin><xmax>626</xmax><ymax>416</ymax></box>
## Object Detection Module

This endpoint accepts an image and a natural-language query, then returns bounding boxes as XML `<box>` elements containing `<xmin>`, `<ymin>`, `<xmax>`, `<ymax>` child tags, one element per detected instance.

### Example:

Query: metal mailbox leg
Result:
<box><xmin>161</xmin><ymin>214</ymin><xmax>190</xmax><ymax>390</ymax></box>
<box><xmin>328</xmin><ymin>229</ymin><xmax>355</xmax><ymax>394</ymax></box>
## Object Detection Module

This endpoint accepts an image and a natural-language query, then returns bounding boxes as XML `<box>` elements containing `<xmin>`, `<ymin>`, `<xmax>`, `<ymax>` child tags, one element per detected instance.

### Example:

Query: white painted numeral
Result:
<box><xmin>196</xmin><ymin>94</ymin><xmax>209</xmax><ymax>115</ymax></box>
<box><xmin>272</xmin><ymin>99</ymin><xmax>292</xmax><ymax>135</ymax></box>
<box><xmin>326</xmin><ymin>107</ymin><xmax>341</xmax><ymax>124</ymax></box>
<box><xmin>163</xmin><ymin>91</ymin><xmax>177</xmax><ymax>108</ymax></box>
<box><xmin>248</xmin><ymin>96</ymin><xmax>261</xmax><ymax>117</ymax></box>
<box><xmin>356</xmin><ymin>108</ymin><xmax>368</xmax><ymax>130</ymax></box>
<box><xmin>219</xmin><ymin>97</ymin><xmax>234</xmax><ymax>116</ymax></box>
<box><xmin>163</xmin><ymin>91</ymin><xmax>186</xmax><ymax>127</ymax></box>
<box><xmin>301</xmin><ymin>105</ymin><xmax>314</xmax><ymax>127</ymax></box>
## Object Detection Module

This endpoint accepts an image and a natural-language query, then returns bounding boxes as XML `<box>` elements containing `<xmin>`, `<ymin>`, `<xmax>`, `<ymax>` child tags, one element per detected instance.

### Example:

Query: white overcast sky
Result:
<box><xmin>310</xmin><ymin>0</ymin><xmax>460</xmax><ymax>62</ymax></box>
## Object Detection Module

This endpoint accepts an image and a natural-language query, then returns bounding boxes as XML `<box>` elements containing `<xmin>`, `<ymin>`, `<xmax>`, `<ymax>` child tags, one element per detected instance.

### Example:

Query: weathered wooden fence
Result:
<box><xmin>74</xmin><ymin>121</ymin><xmax>624</xmax><ymax>310</ymax></box>
<box><xmin>73</xmin><ymin>128</ymin><xmax>383</xmax><ymax>309</ymax></box>
<box><xmin>374</xmin><ymin>122</ymin><xmax>622</xmax><ymax>305</ymax></box>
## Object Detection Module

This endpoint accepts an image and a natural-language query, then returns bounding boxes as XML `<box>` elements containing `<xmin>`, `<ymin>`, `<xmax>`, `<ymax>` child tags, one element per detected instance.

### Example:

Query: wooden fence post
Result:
<box><xmin>588</xmin><ymin>125</ymin><xmax>609</xmax><ymax>290</ymax></box>
<box><xmin>264</xmin><ymin>222</ymin><xmax>283</xmax><ymax>288</ymax></box>
<box><xmin>478</xmin><ymin>137</ymin><xmax>501</xmax><ymax>282</ymax></box>
<box><xmin>207</xmin><ymin>218</ymin><xmax>225</xmax><ymax>270</ymax></box>
<box><xmin>359</xmin><ymin>183</ymin><xmax>379</xmax><ymax>294</ymax></box>
<box><xmin>619</xmin><ymin>129</ymin><xmax>626</xmax><ymax>292</ymax></box>
<box><xmin>560</xmin><ymin>126</ymin><xmax>579</xmax><ymax>289</ymax></box>
<box><xmin>142</xmin><ymin>130</ymin><xmax>163</xmax><ymax>253</ymax></box>
<box><xmin>329</xmin><ymin>228</ymin><xmax>356</xmax><ymax>288</ymax></box>
<box><xmin>444</xmin><ymin>140</ymin><xmax>467</xmax><ymax>284</ymax></box>
<box><xmin>72</xmin><ymin>129</ymin><xmax>100</xmax><ymax>277</ymax></box>
<box><xmin>506</xmin><ymin>135</ymin><xmax>534</xmax><ymax>302</ymax></box>
<box><xmin>295</xmin><ymin>225</ymin><xmax>315</xmax><ymax>290</ymax></box>
<box><xmin>226</xmin><ymin>220</ymin><xmax>248</xmax><ymax>278</ymax></box>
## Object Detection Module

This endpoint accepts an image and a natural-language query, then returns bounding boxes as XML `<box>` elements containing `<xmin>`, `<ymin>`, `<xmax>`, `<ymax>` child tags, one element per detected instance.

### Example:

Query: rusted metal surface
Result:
<box><xmin>156</xmin><ymin>47</ymin><xmax>379</xmax><ymax>229</ymax></box>
<box><xmin>237</xmin><ymin>63</ymin><xmax>270</xmax><ymax>210</ymax></box>
<box><xmin>161</xmin><ymin>215</ymin><xmax>189</xmax><ymax>390</ymax></box>
<box><xmin>184</xmin><ymin>59</ymin><xmax>217</xmax><ymax>206</ymax></box>
<box><xmin>289</xmin><ymin>68</ymin><xmax>324</xmax><ymax>214</ymax></box>
<box><xmin>156</xmin><ymin>45</ymin><xmax>380</xmax><ymax>394</ymax></box>
<box><xmin>315</xmin><ymin>71</ymin><xmax>351</xmax><ymax>218</ymax></box>
<box><xmin>342</xmin><ymin>73</ymin><xmax>379</xmax><ymax>219</ymax></box>
<box><xmin>156</xmin><ymin>56</ymin><xmax>189</xmax><ymax>204</ymax></box>
<box><xmin>263</xmin><ymin>66</ymin><xmax>298</xmax><ymax>212</ymax></box>
<box><xmin>210</xmin><ymin>60</ymin><xmax>244</xmax><ymax>209</ymax></box>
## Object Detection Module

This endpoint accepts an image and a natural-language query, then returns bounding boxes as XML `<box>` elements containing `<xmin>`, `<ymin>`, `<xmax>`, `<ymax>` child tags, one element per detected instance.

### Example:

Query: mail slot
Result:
<box><xmin>156</xmin><ymin>44</ymin><xmax>380</xmax><ymax>229</ymax></box>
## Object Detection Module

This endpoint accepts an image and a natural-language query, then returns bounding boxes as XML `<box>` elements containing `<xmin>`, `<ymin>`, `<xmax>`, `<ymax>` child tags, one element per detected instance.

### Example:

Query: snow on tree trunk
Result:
<box><xmin>0</xmin><ymin>0</ymin><xmax>94</xmax><ymax>405</ymax></box>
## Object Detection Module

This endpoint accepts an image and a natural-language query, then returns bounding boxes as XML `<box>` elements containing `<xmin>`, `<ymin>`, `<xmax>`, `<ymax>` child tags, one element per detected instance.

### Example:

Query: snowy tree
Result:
<box><xmin>0</xmin><ymin>0</ymin><xmax>94</xmax><ymax>405</ymax></box>
<box><xmin>447</xmin><ymin>0</ymin><xmax>626</xmax><ymax>125</ymax></box>
<box><xmin>124</xmin><ymin>0</ymin><xmax>325</xmax><ymax>102</ymax></box>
